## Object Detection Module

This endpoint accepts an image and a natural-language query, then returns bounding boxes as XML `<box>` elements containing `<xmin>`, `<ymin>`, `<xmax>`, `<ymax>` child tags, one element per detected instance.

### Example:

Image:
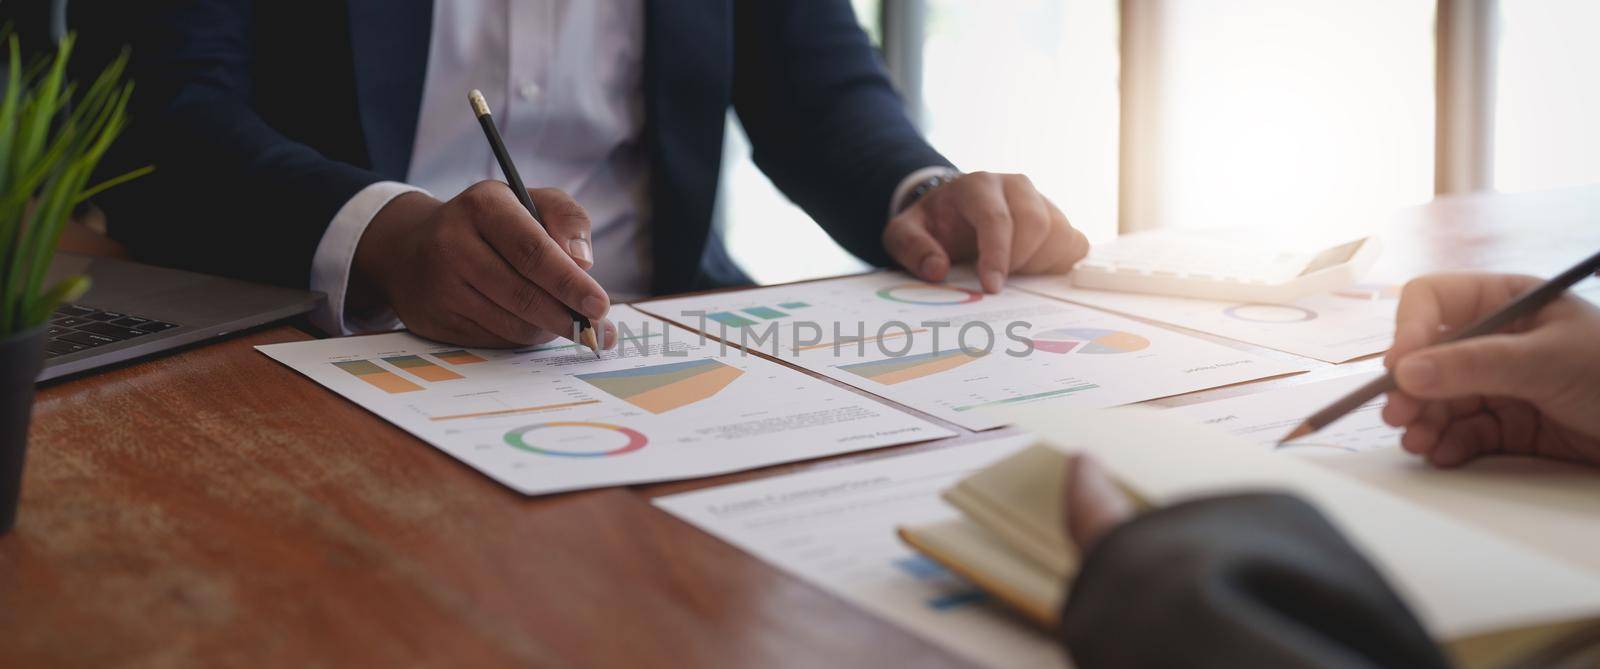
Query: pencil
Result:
<box><xmin>1279</xmin><ymin>247</ymin><xmax>1600</xmax><ymax>444</ymax></box>
<box><xmin>468</xmin><ymin>90</ymin><xmax>601</xmax><ymax>358</ymax></box>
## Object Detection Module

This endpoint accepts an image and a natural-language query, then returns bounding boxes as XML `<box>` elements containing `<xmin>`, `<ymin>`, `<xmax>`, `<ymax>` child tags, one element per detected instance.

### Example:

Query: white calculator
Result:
<box><xmin>1070</xmin><ymin>233</ymin><xmax>1380</xmax><ymax>303</ymax></box>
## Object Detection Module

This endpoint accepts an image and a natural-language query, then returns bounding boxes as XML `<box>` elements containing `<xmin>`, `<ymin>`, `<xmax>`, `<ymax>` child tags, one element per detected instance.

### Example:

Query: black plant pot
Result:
<box><xmin>0</xmin><ymin>325</ymin><xmax>45</xmax><ymax>536</ymax></box>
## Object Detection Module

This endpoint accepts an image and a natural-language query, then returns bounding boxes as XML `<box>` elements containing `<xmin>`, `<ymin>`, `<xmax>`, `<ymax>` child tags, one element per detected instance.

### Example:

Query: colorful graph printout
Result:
<box><xmin>876</xmin><ymin>283</ymin><xmax>984</xmax><ymax>305</ymax></box>
<box><xmin>742</xmin><ymin>306</ymin><xmax>787</xmax><ymax>319</ymax></box>
<box><xmin>434</xmin><ymin>349</ymin><xmax>488</xmax><ymax>365</ymax></box>
<box><xmin>383</xmin><ymin>354</ymin><xmax>464</xmax><ymax>382</ymax></box>
<box><xmin>840</xmin><ymin>349</ymin><xmax>986</xmax><ymax>385</ymax></box>
<box><xmin>576</xmin><ymin>359</ymin><xmax>744</xmax><ymax>413</ymax></box>
<box><xmin>1028</xmin><ymin>328</ymin><xmax>1150</xmax><ymax>355</ymax></box>
<box><xmin>708</xmin><ymin>312</ymin><xmax>759</xmax><ymax>328</ymax></box>
<box><xmin>503</xmin><ymin>422</ymin><xmax>648</xmax><ymax>458</ymax></box>
<box><xmin>332</xmin><ymin>359</ymin><xmax>422</xmax><ymax>393</ymax></box>
<box><xmin>1223</xmin><ymin>303</ymin><xmax>1319</xmax><ymax>323</ymax></box>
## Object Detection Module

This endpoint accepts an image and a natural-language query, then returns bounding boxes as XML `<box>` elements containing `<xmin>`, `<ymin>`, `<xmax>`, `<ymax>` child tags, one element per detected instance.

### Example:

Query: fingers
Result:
<box><xmin>1388</xmin><ymin>273</ymin><xmax>1544</xmax><ymax>366</ymax></box>
<box><xmin>883</xmin><ymin>207</ymin><xmax>951</xmax><ymax>282</ymax></box>
<box><xmin>463</xmin><ymin>181</ymin><xmax>610</xmax><ymax>320</ymax></box>
<box><xmin>1429</xmin><ymin>412</ymin><xmax>1502</xmax><ymax>467</ymax></box>
<box><xmin>1400</xmin><ymin>399</ymin><xmax>1450</xmax><ymax>455</ymax></box>
<box><xmin>889</xmin><ymin>172</ymin><xmax>1086</xmax><ymax>286</ymax></box>
<box><xmin>450</xmin><ymin>282</ymin><xmax>562</xmax><ymax>348</ymax></box>
<box><xmin>1064</xmin><ymin>454</ymin><xmax>1135</xmax><ymax>553</ymax></box>
<box><xmin>1001</xmin><ymin>175</ymin><xmax>1050</xmax><ymax>272</ymax></box>
<box><xmin>406</xmin><ymin>292</ymin><xmax>523</xmax><ymax>349</ymax></box>
<box><xmin>527</xmin><ymin>187</ymin><xmax>595</xmax><ymax>269</ymax></box>
<box><xmin>1381</xmin><ymin>390</ymin><xmax>1422</xmax><ymax>427</ymax></box>
<box><xmin>594</xmin><ymin>318</ymin><xmax>620</xmax><ymax>350</ymax></box>
<box><xmin>954</xmin><ymin>173</ymin><xmax>1015</xmax><ymax>293</ymax></box>
<box><xmin>1393</xmin><ymin>333</ymin><xmax>1548</xmax><ymax>403</ymax></box>
<box><xmin>1017</xmin><ymin>201</ymin><xmax>1088</xmax><ymax>274</ymax></box>
<box><xmin>453</xmin><ymin>237</ymin><xmax>587</xmax><ymax>341</ymax></box>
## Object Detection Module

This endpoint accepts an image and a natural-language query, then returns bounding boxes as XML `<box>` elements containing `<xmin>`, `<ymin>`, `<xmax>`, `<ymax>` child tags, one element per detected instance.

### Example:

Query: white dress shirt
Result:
<box><xmin>310</xmin><ymin>0</ymin><xmax>950</xmax><ymax>335</ymax></box>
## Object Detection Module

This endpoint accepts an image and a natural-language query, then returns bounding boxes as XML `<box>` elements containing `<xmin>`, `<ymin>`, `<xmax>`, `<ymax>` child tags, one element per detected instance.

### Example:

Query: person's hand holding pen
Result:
<box><xmin>350</xmin><ymin>183</ymin><xmax>612</xmax><ymax>348</ymax></box>
<box><xmin>1381</xmin><ymin>273</ymin><xmax>1600</xmax><ymax>468</ymax></box>
<box><xmin>883</xmin><ymin>172</ymin><xmax>1090</xmax><ymax>294</ymax></box>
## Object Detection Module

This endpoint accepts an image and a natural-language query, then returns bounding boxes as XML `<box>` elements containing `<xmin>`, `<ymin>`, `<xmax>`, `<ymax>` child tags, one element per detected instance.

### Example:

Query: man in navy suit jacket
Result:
<box><xmin>109</xmin><ymin>0</ymin><xmax>1088</xmax><ymax>347</ymax></box>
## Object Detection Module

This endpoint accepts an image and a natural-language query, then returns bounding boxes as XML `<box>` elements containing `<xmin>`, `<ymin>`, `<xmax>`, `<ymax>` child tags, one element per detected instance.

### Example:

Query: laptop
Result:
<box><xmin>38</xmin><ymin>254</ymin><xmax>323</xmax><ymax>381</ymax></box>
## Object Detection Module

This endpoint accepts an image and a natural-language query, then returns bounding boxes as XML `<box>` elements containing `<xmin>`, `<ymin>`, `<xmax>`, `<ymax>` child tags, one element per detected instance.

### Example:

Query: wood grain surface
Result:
<box><xmin>4</xmin><ymin>186</ymin><xmax>1598</xmax><ymax>667</ymax></box>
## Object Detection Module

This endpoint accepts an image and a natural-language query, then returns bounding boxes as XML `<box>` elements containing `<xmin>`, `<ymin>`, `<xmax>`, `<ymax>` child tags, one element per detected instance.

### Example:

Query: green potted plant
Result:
<box><xmin>1</xmin><ymin>33</ymin><xmax>149</xmax><ymax>535</ymax></box>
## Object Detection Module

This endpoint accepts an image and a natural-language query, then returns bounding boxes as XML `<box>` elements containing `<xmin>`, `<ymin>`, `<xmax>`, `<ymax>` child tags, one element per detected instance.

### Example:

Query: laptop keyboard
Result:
<box><xmin>45</xmin><ymin>304</ymin><xmax>180</xmax><ymax>358</ymax></box>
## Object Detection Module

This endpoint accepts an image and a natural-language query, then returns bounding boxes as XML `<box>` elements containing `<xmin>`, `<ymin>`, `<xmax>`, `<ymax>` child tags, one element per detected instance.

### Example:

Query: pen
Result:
<box><xmin>1279</xmin><ymin>247</ymin><xmax>1600</xmax><ymax>444</ymax></box>
<box><xmin>468</xmin><ymin>89</ymin><xmax>601</xmax><ymax>358</ymax></box>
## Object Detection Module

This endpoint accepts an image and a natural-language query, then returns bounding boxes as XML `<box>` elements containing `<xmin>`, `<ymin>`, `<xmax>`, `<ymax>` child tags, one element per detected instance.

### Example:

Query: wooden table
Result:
<box><xmin>4</xmin><ymin>187</ymin><xmax>1598</xmax><ymax>667</ymax></box>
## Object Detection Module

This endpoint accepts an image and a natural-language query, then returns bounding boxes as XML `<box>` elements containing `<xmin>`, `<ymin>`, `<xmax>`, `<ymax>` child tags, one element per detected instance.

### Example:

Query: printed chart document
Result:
<box><xmin>654</xmin><ymin>435</ymin><xmax>1070</xmax><ymax>669</ymax></box>
<box><xmin>638</xmin><ymin>271</ymin><xmax>1305</xmax><ymax>430</ymax></box>
<box><xmin>256</xmin><ymin>306</ymin><xmax>953</xmax><ymax>495</ymax></box>
<box><xmin>1014</xmin><ymin>275</ymin><xmax>1401</xmax><ymax>363</ymax></box>
<box><xmin>1168</xmin><ymin>373</ymin><xmax>1600</xmax><ymax>573</ymax></box>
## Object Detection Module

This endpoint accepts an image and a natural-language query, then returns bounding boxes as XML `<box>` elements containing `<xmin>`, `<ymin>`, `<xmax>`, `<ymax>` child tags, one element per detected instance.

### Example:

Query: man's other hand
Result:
<box><xmin>883</xmin><ymin>172</ymin><xmax>1089</xmax><ymax>294</ymax></box>
<box><xmin>352</xmin><ymin>181</ymin><xmax>611</xmax><ymax>347</ymax></box>
<box><xmin>1381</xmin><ymin>273</ymin><xmax>1600</xmax><ymax>468</ymax></box>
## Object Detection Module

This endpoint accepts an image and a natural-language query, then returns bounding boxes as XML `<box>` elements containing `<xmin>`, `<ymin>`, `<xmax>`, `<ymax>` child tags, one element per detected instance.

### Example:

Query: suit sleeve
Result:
<box><xmin>1060</xmin><ymin>493</ymin><xmax>1454</xmax><ymax>669</ymax></box>
<box><xmin>731</xmin><ymin>0</ymin><xmax>954</xmax><ymax>268</ymax></box>
<box><xmin>120</xmin><ymin>0</ymin><xmax>382</xmax><ymax>288</ymax></box>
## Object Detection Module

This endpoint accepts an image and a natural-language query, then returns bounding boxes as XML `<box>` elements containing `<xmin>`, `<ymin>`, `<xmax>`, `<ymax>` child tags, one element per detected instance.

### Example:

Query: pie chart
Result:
<box><xmin>1028</xmin><ymin>328</ymin><xmax>1150</xmax><ymax>355</ymax></box>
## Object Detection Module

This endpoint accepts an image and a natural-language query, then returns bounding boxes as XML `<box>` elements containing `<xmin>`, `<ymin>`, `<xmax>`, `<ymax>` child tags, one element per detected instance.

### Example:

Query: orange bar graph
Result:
<box><xmin>383</xmin><ymin>354</ymin><xmax>464</xmax><ymax>382</ymax></box>
<box><xmin>333</xmin><ymin>360</ymin><xmax>423</xmax><ymax>394</ymax></box>
<box><xmin>434</xmin><ymin>349</ymin><xmax>488</xmax><ymax>365</ymax></box>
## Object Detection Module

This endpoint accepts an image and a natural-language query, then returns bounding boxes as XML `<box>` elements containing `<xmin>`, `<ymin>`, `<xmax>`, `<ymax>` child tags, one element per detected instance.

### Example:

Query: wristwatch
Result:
<box><xmin>895</xmin><ymin>171</ymin><xmax>962</xmax><ymax>216</ymax></box>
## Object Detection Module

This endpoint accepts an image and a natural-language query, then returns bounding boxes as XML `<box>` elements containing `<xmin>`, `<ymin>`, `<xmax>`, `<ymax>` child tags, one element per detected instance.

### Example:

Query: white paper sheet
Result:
<box><xmin>255</xmin><ymin>306</ymin><xmax>953</xmax><ymax>495</ymax></box>
<box><xmin>1167</xmin><ymin>373</ymin><xmax>1600</xmax><ymax>573</ymax></box>
<box><xmin>1014</xmin><ymin>275</ymin><xmax>1400</xmax><ymax>363</ymax></box>
<box><xmin>638</xmin><ymin>271</ymin><xmax>1306</xmax><ymax>430</ymax></box>
<box><xmin>654</xmin><ymin>435</ymin><xmax>1070</xmax><ymax>669</ymax></box>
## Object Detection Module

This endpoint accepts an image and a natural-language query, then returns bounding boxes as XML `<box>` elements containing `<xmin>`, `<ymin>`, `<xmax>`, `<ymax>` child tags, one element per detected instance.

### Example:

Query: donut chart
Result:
<box><xmin>1223</xmin><ymin>303</ymin><xmax>1318</xmax><ymax>323</ymax></box>
<box><xmin>1028</xmin><ymin>328</ymin><xmax>1150</xmax><ymax>355</ymax></box>
<box><xmin>876</xmin><ymin>283</ymin><xmax>984</xmax><ymax>306</ymax></box>
<box><xmin>504</xmin><ymin>422</ymin><xmax>648</xmax><ymax>458</ymax></box>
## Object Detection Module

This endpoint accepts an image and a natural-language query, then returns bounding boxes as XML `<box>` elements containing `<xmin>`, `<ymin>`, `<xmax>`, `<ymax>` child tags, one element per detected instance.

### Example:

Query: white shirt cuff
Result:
<box><xmin>889</xmin><ymin>166</ymin><xmax>962</xmax><ymax>219</ymax></box>
<box><xmin>310</xmin><ymin>181</ymin><xmax>430</xmax><ymax>336</ymax></box>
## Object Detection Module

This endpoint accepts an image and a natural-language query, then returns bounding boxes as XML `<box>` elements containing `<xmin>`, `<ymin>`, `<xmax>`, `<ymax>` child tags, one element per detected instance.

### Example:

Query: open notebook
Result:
<box><xmin>898</xmin><ymin>407</ymin><xmax>1600</xmax><ymax>669</ymax></box>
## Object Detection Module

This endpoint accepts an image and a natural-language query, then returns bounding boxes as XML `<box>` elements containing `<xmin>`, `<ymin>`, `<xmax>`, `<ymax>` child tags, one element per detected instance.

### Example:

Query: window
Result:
<box><xmin>920</xmin><ymin>0</ymin><xmax>1120</xmax><ymax>242</ymax></box>
<box><xmin>717</xmin><ymin>0</ymin><xmax>1118</xmax><ymax>284</ymax></box>
<box><xmin>1493</xmin><ymin>0</ymin><xmax>1600</xmax><ymax>193</ymax></box>
<box><xmin>1131</xmin><ymin>0</ymin><xmax>1436</xmax><ymax>233</ymax></box>
<box><xmin>716</xmin><ymin>0</ymin><xmax>1595</xmax><ymax>287</ymax></box>
<box><xmin>716</xmin><ymin>0</ymin><xmax>882</xmax><ymax>285</ymax></box>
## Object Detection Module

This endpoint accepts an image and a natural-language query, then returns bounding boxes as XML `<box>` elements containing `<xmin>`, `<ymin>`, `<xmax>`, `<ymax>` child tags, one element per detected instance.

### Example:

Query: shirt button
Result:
<box><xmin>518</xmin><ymin>81</ymin><xmax>542</xmax><ymax>101</ymax></box>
